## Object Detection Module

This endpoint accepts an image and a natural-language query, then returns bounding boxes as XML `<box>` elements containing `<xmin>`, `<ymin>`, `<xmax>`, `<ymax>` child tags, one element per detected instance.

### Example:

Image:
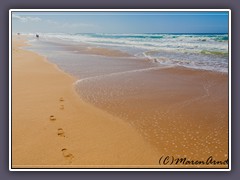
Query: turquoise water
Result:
<box><xmin>24</xmin><ymin>34</ymin><xmax>228</xmax><ymax>158</ymax></box>
<box><xmin>26</xmin><ymin>33</ymin><xmax>229</xmax><ymax>73</ymax></box>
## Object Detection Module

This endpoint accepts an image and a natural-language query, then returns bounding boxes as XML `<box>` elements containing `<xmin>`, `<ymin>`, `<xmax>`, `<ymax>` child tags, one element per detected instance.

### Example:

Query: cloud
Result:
<box><xmin>12</xmin><ymin>14</ymin><xmax>97</xmax><ymax>33</ymax></box>
<box><xmin>46</xmin><ymin>19</ymin><xmax>59</xmax><ymax>25</ymax></box>
<box><xmin>12</xmin><ymin>14</ymin><xmax>42</xmax><ymax>23</ymax></box>
<box><xmin>46</xmin><ymin>20</ymin><xmax>95</xmax><ymax>29</ymax></box>
<box><xmin>45</xmin><ymin>20</ymin><xmax>96</xmax><ymax>29</ymax></box>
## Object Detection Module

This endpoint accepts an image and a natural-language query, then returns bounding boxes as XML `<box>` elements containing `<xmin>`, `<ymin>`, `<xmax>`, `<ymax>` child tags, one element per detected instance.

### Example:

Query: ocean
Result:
<box><xmin>23</xmin><ymin>33</ymin><xmax>228</xmax><ymax>159</ymax></box>
<box><xmin>26</xmin><ymin>33</ymin><xmax>229</xmax><ymax>73</ymax></box>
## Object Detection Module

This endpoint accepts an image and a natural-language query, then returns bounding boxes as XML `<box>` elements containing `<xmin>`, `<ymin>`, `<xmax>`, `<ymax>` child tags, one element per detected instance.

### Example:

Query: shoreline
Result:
<box><xmin>12</xmin><ymin>35</ymin><xmax>228</xmax><ymax>169</ymax></box>
<box><xmin>12</xmin><ymin>36</ymin><xmax>161</xmax><ymax>168</ymax></box>
<box><xmin>76</xmin><ymin>63</ymin><xmax>228</xmax><ymax>162</ymax></box>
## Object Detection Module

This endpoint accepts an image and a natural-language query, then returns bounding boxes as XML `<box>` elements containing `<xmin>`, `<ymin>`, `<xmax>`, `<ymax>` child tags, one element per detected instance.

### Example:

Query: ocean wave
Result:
<box><xmin>31</xmin><ymin>32</ymin><xmax>229</xmax><ymax>73</ymax></box>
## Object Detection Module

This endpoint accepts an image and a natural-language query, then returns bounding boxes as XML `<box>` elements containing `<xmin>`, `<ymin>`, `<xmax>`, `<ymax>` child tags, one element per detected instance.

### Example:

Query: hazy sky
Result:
<box><xmin>12</xmin><ymin>11</ymin><xmax>229</xmax><ymax>34</ymax></box>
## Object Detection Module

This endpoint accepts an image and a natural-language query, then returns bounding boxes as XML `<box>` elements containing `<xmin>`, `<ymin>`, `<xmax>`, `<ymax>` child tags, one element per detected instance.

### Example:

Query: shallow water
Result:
<box><xmin>24</xmin><ymin>36</ymin><xmax>229</xmax><ymax>161</ymax></box>
<box><xmin>26</xmin><ymin>33</ymin><xmax>229</xmax><ymax>73</ymax></box>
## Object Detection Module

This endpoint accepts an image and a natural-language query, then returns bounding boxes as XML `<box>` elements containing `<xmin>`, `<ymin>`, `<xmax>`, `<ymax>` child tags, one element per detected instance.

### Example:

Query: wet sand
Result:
<box><xmin>12</xmin><ymin>36</ymin><xmax>160</xmax><ymax>168</ymax></box>
<box><xmin>12</xmin><ymin>35</ymin><xmax>229</xmax><ymax>169</ymax></box>
<box><xmin>77</xmin><ymin>67</ymin><xmax>228</xmax><ymax>164</ymax></box>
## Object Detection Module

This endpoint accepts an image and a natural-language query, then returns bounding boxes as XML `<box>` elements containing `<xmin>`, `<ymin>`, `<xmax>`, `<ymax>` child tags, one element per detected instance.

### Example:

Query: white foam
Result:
<box><xmin>74</xmin><ymin>65</ymin><xmax>174</xmax><ymax>85</ymax></box>
<box><xmin>31</xmin><ymin>33</ymin><xmax>229</xmax><ymax>73</ymax></box>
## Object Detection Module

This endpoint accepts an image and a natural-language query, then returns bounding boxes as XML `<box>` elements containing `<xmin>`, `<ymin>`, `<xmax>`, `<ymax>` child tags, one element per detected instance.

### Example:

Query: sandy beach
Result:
<box><xmin>11</xmin><ymin>11</ymin><xmax>230</xmax><ymax>170</ymax></box>
<box><xmin>12</xmin><ymin>35</ymin><xmax>228</xmax><ymax>169</ymax></box>
<box><xmin>12</xmin><ymin>36</ymin><xmax>160</xmax><ymax>168</ymax></box>
<box><xmin>76</xmin><ymin>58</ymin><xmax>229</xmax><ymax>168</ymax></box>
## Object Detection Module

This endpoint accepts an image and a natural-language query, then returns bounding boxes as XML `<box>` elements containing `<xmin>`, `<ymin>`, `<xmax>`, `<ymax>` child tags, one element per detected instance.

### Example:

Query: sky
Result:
<box><xmin>12</xmin><ymin>11</ymin><xmax>229</xmax><ymax>34</ymax></box>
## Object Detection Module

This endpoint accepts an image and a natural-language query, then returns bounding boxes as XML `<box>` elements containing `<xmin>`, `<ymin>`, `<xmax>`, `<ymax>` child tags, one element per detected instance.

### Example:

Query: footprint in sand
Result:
<box><xmin>49</xmin><ymin>115</ymin><xmax>56</xmax><ymax>121</ymax></box>
<box><xmin>57</xmin><ymin>128</ymin><xmax>66</xmax><ymax>137</ymax></box>
<box><xmin>60</xmin><ymin>104</ymin><xmax>64</xmax><ymax>110</ymax></box>
<box><xmin>59</xmin><ymin>97</ymin><xmax>65</xmax><ymax>110</ymax></box>
<box><xmin>61</xmin><ymin>148</ymin><xmax>74</xmax><ymax>163</ymax></box>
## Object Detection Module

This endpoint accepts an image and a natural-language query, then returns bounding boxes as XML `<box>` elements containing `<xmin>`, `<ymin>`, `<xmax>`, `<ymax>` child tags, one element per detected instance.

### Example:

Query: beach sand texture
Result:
<box><xmin>12</xmin><ymin>36</ymin><xmax>160</xmax><ymax>168</ymax></box>
<box><xmin>12</xmin><ymin>36</ymin><xmax>228</xmax><ymax>168</ymax></box>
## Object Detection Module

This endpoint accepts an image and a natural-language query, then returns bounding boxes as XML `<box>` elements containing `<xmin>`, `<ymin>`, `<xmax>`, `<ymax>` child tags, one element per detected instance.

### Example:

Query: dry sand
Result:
<box><xmin>12</xmin><ymin>36</ymin><xmax>229</xmax><ymax>169</ymax></box>
<box><xmin>12</xmin><ymin>36</ymin><xmax>160</xmax><ymax>168</ymax></box>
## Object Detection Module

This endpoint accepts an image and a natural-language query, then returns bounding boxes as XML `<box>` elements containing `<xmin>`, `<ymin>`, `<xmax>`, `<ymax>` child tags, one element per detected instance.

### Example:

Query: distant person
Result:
<box><xmin>36</xmin><ymin>34</ymin><xmax>39</xmax><ymax>38</ymax></box>
<box><xmin>17</xmin><ymin>33</ymin><xmax>20</xmax><ymax>35</ymax></box>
